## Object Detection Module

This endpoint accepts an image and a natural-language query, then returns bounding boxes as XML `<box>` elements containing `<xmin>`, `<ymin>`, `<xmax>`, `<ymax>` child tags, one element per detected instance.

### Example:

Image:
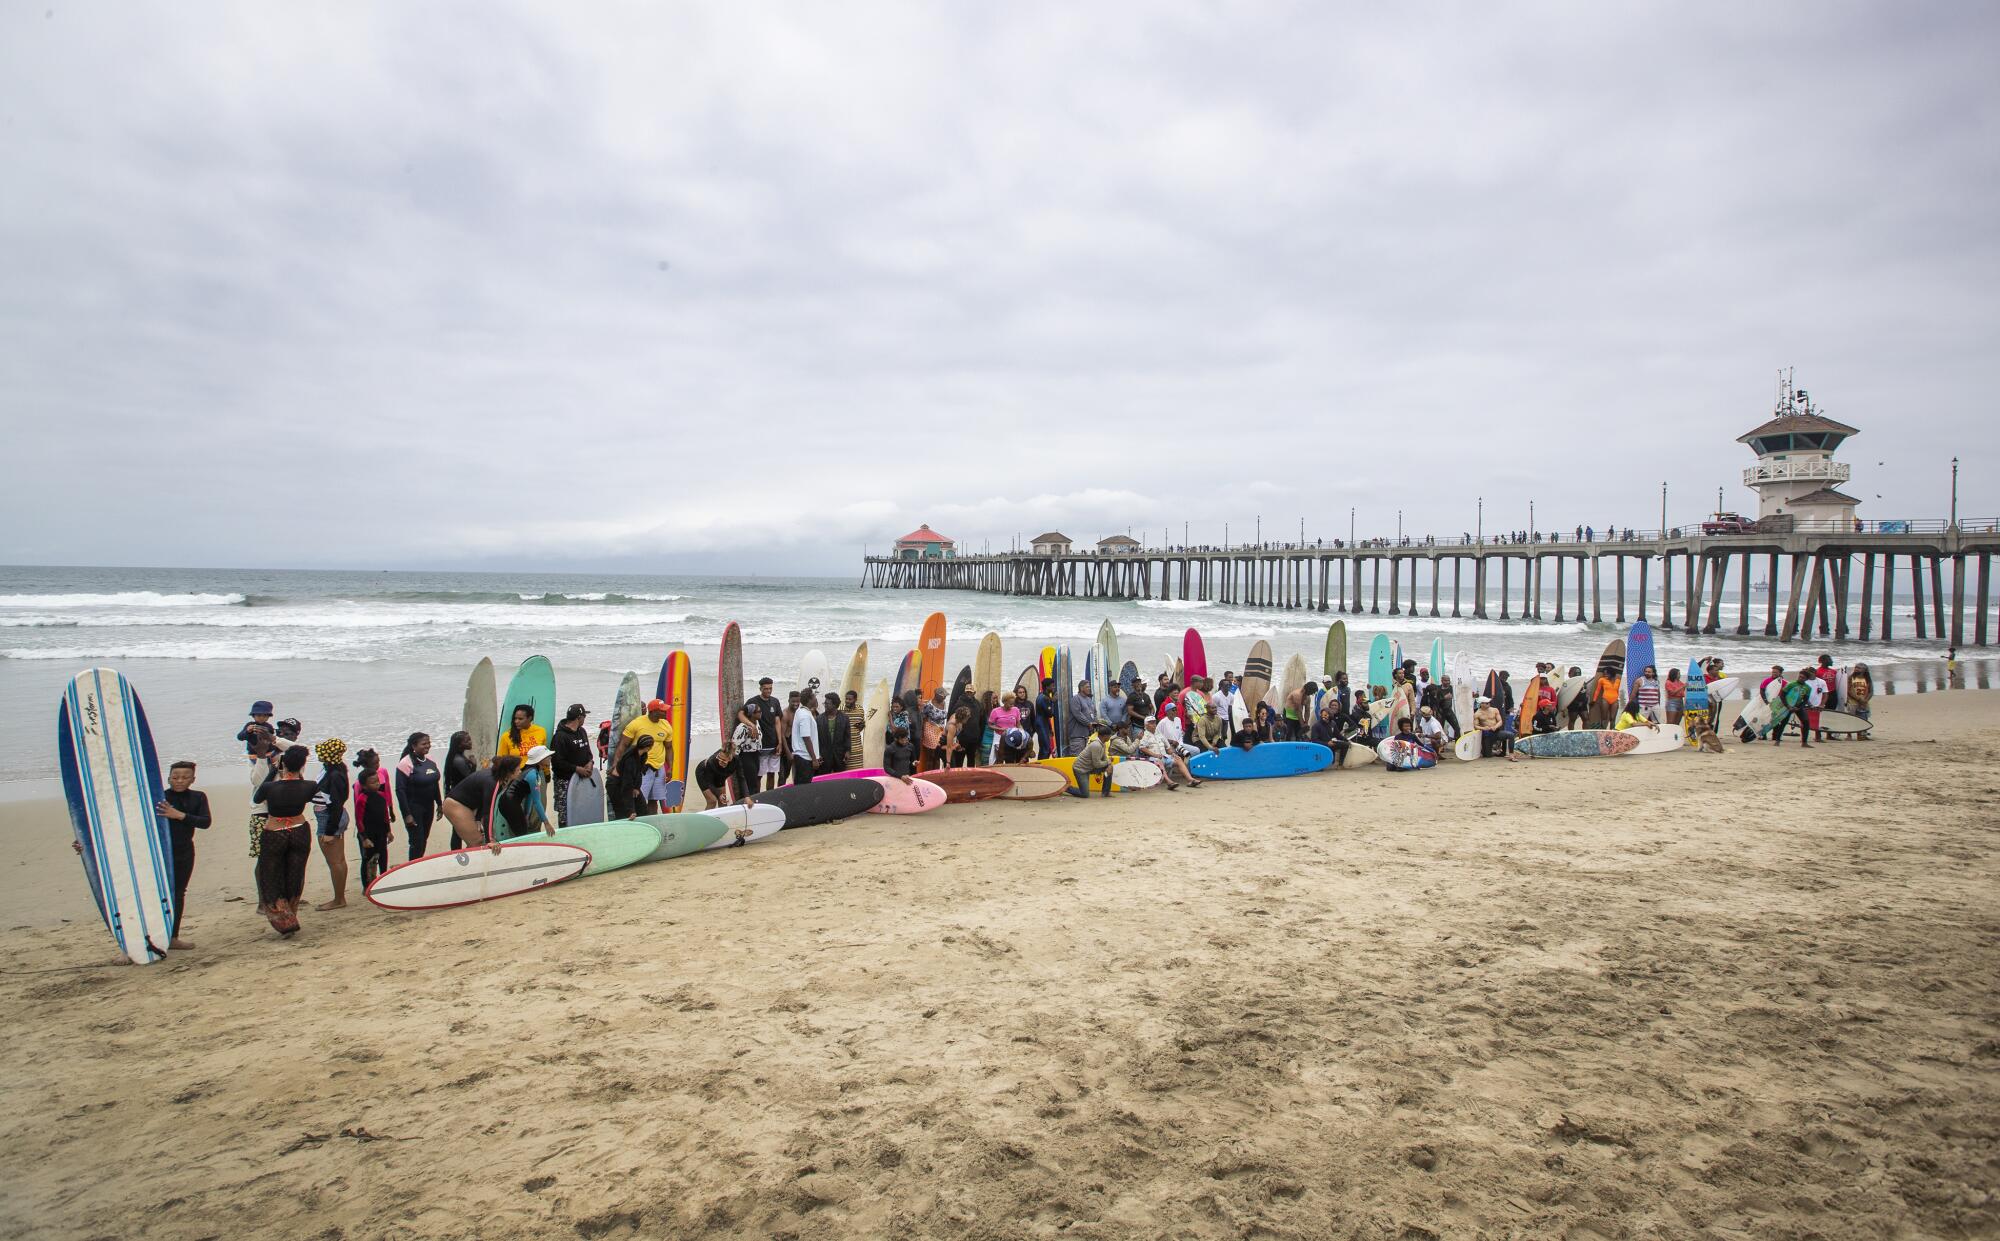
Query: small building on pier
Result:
<box><xmin>1030</xmin><ymin>532</ymin><xmax>1073</xmax><ymax>556</ymax></box>
<box><xmin>1738</xmin><ymin>380</ymin><xmax>1860</xmax><ymax>530</ymax></box>
<box><xmin>1096</xmin><ymin>534</ymin><xmax>1142</xmax><ymax>555</ymax></box>
<box><xmin>892</xmin><ymin>524</ymin><xmax>956</xmax><ymax>560</ymax></box>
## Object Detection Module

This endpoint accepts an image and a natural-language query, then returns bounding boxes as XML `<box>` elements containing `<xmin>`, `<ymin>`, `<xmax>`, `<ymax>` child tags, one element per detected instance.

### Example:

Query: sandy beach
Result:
<box><xmin>3</xmin><ymin>691</ymin><xmax>1996</xmax><ymax>1239</ymax></box>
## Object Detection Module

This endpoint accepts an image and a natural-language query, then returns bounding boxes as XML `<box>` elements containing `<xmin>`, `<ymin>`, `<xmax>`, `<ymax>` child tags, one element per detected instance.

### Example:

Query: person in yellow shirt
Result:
<box><xmin>613</xmin><ymin>698</ymin><xmax>676</xmax><ymax>813</ymax></box>
<box><xmin>496</xmin><ymin>704</ymin><xmax>547</xmax><ymax>764</ymax></box>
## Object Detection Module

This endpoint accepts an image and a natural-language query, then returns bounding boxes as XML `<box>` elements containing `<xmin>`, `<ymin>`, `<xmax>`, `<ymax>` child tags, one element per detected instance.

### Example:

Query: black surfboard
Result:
<box><xmin>750</xmin><ymin>778</ymin><xmax>885</xmax><ymax>828</ymax></box>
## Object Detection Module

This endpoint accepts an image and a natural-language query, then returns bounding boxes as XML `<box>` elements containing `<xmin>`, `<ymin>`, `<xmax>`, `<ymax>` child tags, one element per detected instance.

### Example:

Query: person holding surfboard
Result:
<box><xmin>440</xmin><ymin>754</ymin><xmax>524</xmax><ymax>853</ymax></box>
<box><xmin>153</xmin><ymin>760</ymin><xmax>209</xmax><ymax>949</ymax></box>
<box><xmin>550</xmin><ymin>706</ymin><xmax>594</xmax><ymax>826</ymax></box>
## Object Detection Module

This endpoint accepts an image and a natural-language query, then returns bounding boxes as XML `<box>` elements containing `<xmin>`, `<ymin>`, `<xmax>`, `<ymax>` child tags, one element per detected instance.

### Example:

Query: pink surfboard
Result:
<box><xmin>866</xmin><ymin>776</ymin><xmax>946</xmax><ymax>814</ymax></box>
<box><xmin>815</xmin><ymin>767</ymin><xmax>887</xmax><ymax>782</ymax></box>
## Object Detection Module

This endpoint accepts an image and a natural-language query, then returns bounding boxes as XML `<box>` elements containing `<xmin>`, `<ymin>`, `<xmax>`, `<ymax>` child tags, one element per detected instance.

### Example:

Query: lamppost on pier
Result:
<box><xmin>1952</xmin><ymin>457</ymin><xmax>1960</xmax><ymax>528</ymax></box>
<box><xmin>1529</xmin><ymin>500</ymin><xmax>1535</xmax><ymax>539</ymax></box>
<box><xmin>1660</xmin><ymin>482</ymin><xmax>1667</xmax><ymax>537</ymax></box>
<box><xmin>1397</xmin><ymin>510</ymin><xmax>1402</xmax><ymax>543</ymax></box>
<box><xmin>1477</xmin><ymin>497</ymin><xmax>1482</xmax><ymax>544</ymax></box>
<box><xmin>1349</xmin><ymin>507</ymin><xmax>1355</xmax><ymax>545</ymax></box>
<box><xmin>1256</xmin><ymin>515</ymin><xmax>1261</xmax><ymax>548</ymax></box>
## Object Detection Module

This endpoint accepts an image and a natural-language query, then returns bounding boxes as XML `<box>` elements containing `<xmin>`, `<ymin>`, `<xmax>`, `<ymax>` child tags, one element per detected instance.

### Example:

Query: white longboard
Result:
<box><xmin>59</xmin><ymin>669</ymin><xmax>176</xmax><ymax>965</ymax></box>
<box><xmin>1110</xmin><ymin>759</ymin><xmax>1162</xmax><ymax>789</ymax></box>
<box><xmin>365</xmin><ymin>842</ymin><xmax>589</xmax><ymax>911</ymax></box>
<box><xmin>702</xmin><ymin>802</ymin><xmax>786</xmax><ymax>849</ymax></box>
<box><xmin>1622</xmin><ymin>723</ymin><xmax>1685</xmax><ymax>755</ymax></box>
<box><xmin>1453</xmin><ymin>731</ymin><xmax>1482</xmax><ymax>762</ymax></box>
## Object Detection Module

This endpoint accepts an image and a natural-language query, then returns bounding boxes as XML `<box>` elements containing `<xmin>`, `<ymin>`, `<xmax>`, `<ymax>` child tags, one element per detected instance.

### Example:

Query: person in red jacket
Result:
<box><xmin>1814</xmin><ymin>654</ymin><xmax>1841</xmax><ymax>742</ymax></box>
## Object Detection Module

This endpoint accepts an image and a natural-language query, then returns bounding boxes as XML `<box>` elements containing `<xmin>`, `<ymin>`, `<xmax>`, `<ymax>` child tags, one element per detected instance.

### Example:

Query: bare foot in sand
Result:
<box><xmin>315</xmin><ymin>899</ymin><xmax>347</xmax><ymax>911</ymax></box>
<box><xmin>170</xmin><ymin>937</ymin><xmax>193</xmax><ymax>950</ymax></box>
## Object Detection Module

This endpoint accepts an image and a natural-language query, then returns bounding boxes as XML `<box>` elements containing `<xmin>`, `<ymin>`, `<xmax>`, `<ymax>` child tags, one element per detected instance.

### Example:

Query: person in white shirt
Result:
<box><xmin>1155</xmin><ymin>708</ymin><xmax>1199</xmax><ymax>758</ymax></box>
<box><xmin>788</xmin><ymin>697</ymin><xmax>818</xmax><ymax>786</ymax></box>
<box><xmin>1415</xmin><ymin>706</ymin><xmax>1448</xmax><ymax>754</ymax></box>
<box><xmin>1137</xmin><ymin>719</ymin><xmax>1201</xmax><ymax>789</ymax></box>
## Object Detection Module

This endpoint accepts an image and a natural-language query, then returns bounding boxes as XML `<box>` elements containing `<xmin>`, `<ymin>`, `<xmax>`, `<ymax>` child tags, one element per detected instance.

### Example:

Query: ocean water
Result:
<box><xmin>0</xmin><ymin>565</ymin><xmax>1984</xmax><ymax>794</ymax></box>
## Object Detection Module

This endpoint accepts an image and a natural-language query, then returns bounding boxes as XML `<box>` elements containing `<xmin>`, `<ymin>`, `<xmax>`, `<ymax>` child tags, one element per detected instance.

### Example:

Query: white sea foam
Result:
<box><xmin>0</xmin><ymin>591</ymin><xmax>246</xmax><ymax>608</ymax></box>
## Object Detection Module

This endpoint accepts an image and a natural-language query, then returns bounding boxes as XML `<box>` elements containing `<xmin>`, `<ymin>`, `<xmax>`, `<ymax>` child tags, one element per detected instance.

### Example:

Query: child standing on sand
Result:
<box><xmin>352</xmin><ymin>749</ymin><xmax>395</xmax><ymax>887</ymax></box>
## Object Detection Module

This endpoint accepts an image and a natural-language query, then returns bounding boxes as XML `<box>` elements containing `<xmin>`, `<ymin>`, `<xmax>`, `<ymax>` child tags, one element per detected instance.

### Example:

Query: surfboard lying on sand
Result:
<box><xmin>1515</xmin><ymin>730</ymin><xmax>1639</xmax><ymax>758</ymax></box>
<box><xmin>366</xmin><ymin>842</ymin><xmax>590</xmax><ymax>912</ymax></box>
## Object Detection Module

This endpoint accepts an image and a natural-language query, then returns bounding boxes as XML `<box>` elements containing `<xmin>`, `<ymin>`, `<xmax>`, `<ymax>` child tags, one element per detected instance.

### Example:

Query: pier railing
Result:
<box><xmin>863</xmin><ymin>521</ymin><xmax>2000</xmax><ymax>647</ymax></box>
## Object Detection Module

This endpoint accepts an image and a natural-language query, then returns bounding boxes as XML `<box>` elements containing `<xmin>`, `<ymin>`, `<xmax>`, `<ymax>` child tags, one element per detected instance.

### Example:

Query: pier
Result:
<box><xmin>863</xmin><ymin>521</ymin><xmax>2000</xmax><ymax>646</ymax></box>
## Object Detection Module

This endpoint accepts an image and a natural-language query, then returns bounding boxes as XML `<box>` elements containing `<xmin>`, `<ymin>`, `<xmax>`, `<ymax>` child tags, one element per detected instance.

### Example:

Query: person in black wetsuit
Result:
<box><xmin>441</xmin><ymin>731</ymin><xmax>478</xmax><ymax>803</ymax></box>
<box><xmin>395</xmin><ymin>733</ymin><xmax>444</xmax><ymax>860</ymax></box>
<box><xmin>252</xmin><ymin>745</ymin><xmax>318</xmax><ymax>936</ymax></box>
<box><xmin>694</xmin><ymin>741</ymin><xmax>735</xmax><ymax>810</ymax></box>
<box><xmin>154</xmin><ymin>760</ymin><xmax>209</xmax><ymax>948</ymax></box>
<box><xmin>312</xmin><ymin>739</ymin><xmax>352</xmax><ymax>912</ymax></box>
<box><xmin>818</xmin><ymin>692</ymin><xmax>850</xmax><ymax>776</ymax></box>
<box><xmin>441</xmin><ymin>756</ymin><xmax>525</xmax><ymax>852</ymax></box>
<box><xmin>352</xmin><ymin>749</ymin><xmax>395</xmax><ymax>887</ymax></box>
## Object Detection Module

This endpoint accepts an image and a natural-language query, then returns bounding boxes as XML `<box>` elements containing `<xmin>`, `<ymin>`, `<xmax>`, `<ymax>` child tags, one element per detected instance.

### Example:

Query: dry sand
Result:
<box><xmin>1</xmin><ymin>691</ymin><xmax>1996</xmax><ymax>1239</ymax></box>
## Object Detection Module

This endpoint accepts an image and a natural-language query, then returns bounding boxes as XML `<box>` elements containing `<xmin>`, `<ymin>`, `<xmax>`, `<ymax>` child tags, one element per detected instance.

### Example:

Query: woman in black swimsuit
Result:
<box><xmin>251</xmin><ymin>745</ymin><xmax>318</xmax><ymax>936</ymax></box>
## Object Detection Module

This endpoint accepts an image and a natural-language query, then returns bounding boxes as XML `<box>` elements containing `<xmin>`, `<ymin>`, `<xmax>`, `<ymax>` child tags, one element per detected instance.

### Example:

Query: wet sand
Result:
<box><xmin>2</xmin><ymin>691</ymin><xmax>1996</xmax><ymax>1238</ymax></box>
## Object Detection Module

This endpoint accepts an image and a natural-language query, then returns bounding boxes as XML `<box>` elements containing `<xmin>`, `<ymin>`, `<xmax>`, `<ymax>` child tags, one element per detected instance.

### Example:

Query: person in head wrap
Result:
<box><xmin>312</xmin><ymin>737</ymin><xmax>353</xmax><ymax>910</ymax></box>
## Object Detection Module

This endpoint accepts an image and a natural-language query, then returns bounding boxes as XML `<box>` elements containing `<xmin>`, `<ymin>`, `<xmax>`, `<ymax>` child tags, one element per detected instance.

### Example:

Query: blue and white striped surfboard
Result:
<box><xmin>58</xmin><ymin>668</ymin><xmax>175</xmax><ymax>965</ymax></box>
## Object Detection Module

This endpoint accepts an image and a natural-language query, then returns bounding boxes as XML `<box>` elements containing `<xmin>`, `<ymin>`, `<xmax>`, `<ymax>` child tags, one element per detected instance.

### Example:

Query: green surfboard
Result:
<box><xmin>500</xmin><ymin>819</ymin><xmax>663</xmax><ymax>876</ymax></box>
<box><xmin>636</xmin><ymin>812</ymin><xmax>730</xmax><ymax>862</ymax></box>
<box><xmin>499</xmin><ymin>655</ymin><xmax>558</xmax><ymax>756</ymax></box>
<box><xmin>1324</xmin><ymin>621</ymin><xmax>1346</xmax><ymax>679</ymax></box>
<box><xmin>1367</xmin><ymin>634</ymin><xmax>1392</xmax><ymax>693</ymax></box>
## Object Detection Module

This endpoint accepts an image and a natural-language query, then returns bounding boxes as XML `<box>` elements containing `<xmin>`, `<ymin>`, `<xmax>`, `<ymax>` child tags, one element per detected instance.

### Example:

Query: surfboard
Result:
<box><xmin>717</xmin><ymin>622</ymin><xmax>743</xmax><ymax>742</ymax></box>
<box><xmin>1368</xmin><ymin>635</ymin><xmax>1392</xmax><ymax>693</ymax></box>
<box><xmin>366</xmin><ymin>841</ymin><xmax>590</xmax><ymax>912</ymax></box>
<box><xmin>992</xmin><ymin>764</ymin><xmax>1070</xmax><ymax>800</ymax></box>
<box><xmin>948</xmin><ymin>665</ymin><xmax>974</xmax><ymax>715</ymax></box>
<box><xmin>861</xmin><ymin>678</ymin><xmax>891</xmax><ymax>771</ymax></box>
<box><xmin>462</xmin><ymin>658</ymin><xmax>498</xmax><ymax>763</ymax></box>
<box><xmin>500</xmin><ymin>656</ymin><xmax>557</xmax><ymax>758</ymax></box>
<box><xmin>1515</xmin><ymin>730</ymin><xmax>1639</xmax><ymax>758</ymax></box>
<box><xmin>656</xmin><ymin>650</ymin><xmax>692</xmax><ymax>809</ymax></box>
<box><xmin>1097</xmin><ymin>620</ymin><xmax>1119</xmax><ymax>679</ymax></box>
<box><xmin>1015</xmin><ymin>664</ymin><xmax>1039</xmax><ymax>700</ymax></box>
<box><xmin>1034</xmin><ymin>756</ymin><xmax>1157</xmax><ymax>792</ymax></box>
<box><xmin>842</xmin><ymin>642</ymin><xmax>869</xmax><ymax>705</ymax></box>
<box><xmin>1814</xmin><ymin>710</ymin><xmax>1874</xmax><ymax>735</ymax></box>
<box><xmin>893</xmin><ymin>649</ymin><xmax>920</xmax><ymax>707</ymax></box>
<box><xmin>499</xmin><ymin>819</ymin><xmax>661</xmax><ymax>875</ymax></box>
<box><xmin>565</xmin><ymin>770</ymin><xmax>605</xmax><ymax>826</ymax></box>
<box><xmin>974</xmin><ymin>632</ymin><xmax>1002</xmax><ymax>696</ymax></box>
<box><xmin>1453</xmin><ymin>731</ymin><xmax>1482</xmax><ymax>761</ymax></box>
<box><xmin>754</xmin><ymin>778</ymin><xmax>885</xmax><ymax>827</ymax></box>
<box><xmin>922</xmin><ymin>768</ymin><xmax>1014</xmax><ymax>804</ymax></box>
<box><xmin>1088</xmin><ymin>643</ymin><xmax>1109</xmax><ymax>723</ymax></box>
<box><xmin>1596</xmin><ymin>639</ymin><xmax>1627</xmax><ymax>690</ymax></box>
<box><xmin>58</xmin><ymin>668</ymin><xmax>174</xmax><ymax>964</ymax></box>
<box><xmin>1377</xmin><ymin>739</ymin><xmax>1438</xmax><ymax>770</ymax></box>
<box><xmin>1557</xmin><ymin>672</ymin><xmax>1593</xmax><ymax>715</ymax></box>
<box><xmin>1052</xmin><ymin>646</ymin><xmax>1073</xmax><ymax>755</ymax></box>
<box><xmin>1280</xmin><ymin>654</ymin><xmax>1307</xmax><ymax>721</ymax></box>
<box><xmin>1119</xmin><ymin>660</ymin><xmax>1139</xmax><ymax>697</ymax></box>
<box><xmin>1619</xmin><ymin>723</ymin><xmax>1685</xmax><ymax>755</ymax></box>
<box><xmin>1514</xmin><ymin>674</ymin><xmax>1544</xmax><ymax>734</ymax></box>
<box><xmin>1624</xmin><ymin>621</ymin><xmax>1656</xmax><ymax>705</ymax></box>
<box><xmin>1189</xmin><ymin>742</ymin><xmax>1332</xmax><ymax>780</ymax></box>
<box><xmin>701</xmin><ymin>801</ymin><xmax>786</xmax><ymax>849</ymax></box>
<box><xmin>1183</xmin><ymin>628</ymin><xmax>1207</xmax><ymax>685</ymax></box>
<box><xmin>635</xmin><ymin>812</ymin><xmax>729</xmax><ymax>860</ymax></box>
<box><xmin>799</xmin><ymin>649</ymin><xmax>829</xmax><ymax>697</ymax></box>
<box><xmin>1450</xmin><ymin>654</ymin><xmax>1474</xmax><ymax>732</ymax></box>
<box><xmin>918</xmin><ymin>612</ymin><xmax>947</xmax><ymax>703</ymax></box>
<box><xmin>1685</xmin><ymin>660</ymin><xmax>1710</xmax><ymax>715</ymax></box>
<box><xmin>868</xmin><ymin>776</ymin><xmax>947</xmax><ymax>813</ymax></box>
<box><xmin>1324</xmin><ymin>621</ymin><xmax>1345</xmax><ymax>679</ymax></box>
<box><xmin>1039</xmin><ymin>646</ymin><xmax>1057</xmax><ymax>687</ymax></box>
<box><xmin>1241</xmin><ymin>640</ymin><xmax>1274</xmax><ymax>711</ymax></box>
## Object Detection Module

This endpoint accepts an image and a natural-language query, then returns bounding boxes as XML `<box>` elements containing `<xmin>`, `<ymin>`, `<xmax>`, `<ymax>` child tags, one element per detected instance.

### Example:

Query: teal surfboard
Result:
<box><xmin>1368</xmin><ymin>635</ymin><xmax>1392</xmax><ymax>693</ymax></box>
<box><xmin>636</xmin><ymin>812</ymin><xmax>730</xmax><ymax>862</ymax></box>
<box><xmin>500</xmin><ymin>819</ymin><xmax>662</xmax><ymax>876</ymax></box>
<box><xmin>1428</xmin><ymin>638</ymin><xmax>1444</xmax><ymax>682</ymax></box>
<box><xmin>499</xmin><ymin>656</ymin><xmax>557</xmax><ymax>756</ymax></box>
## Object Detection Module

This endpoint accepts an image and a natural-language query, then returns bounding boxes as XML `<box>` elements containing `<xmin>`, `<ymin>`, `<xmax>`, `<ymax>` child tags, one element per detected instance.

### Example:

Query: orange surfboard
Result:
<box><xmin>917</xmin><ymin>612</ymin><xmax>947</xmax><ymax>769</ymax></box>
<box><xmin>1513</xmin><ymin>674</ymin><xmax>1543</xmax><ymax>735</ymax></box>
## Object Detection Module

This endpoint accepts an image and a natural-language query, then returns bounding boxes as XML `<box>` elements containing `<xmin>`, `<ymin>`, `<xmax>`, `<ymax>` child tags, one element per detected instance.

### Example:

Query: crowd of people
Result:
<box><xmin>138</xmin><ymin>647</ymin><xmax>1878</xmax><ymax>944</ymax></box>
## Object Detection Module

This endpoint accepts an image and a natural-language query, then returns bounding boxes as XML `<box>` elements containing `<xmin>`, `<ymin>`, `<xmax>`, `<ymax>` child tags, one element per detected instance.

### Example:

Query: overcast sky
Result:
<box><xmin>2</xmin><ymin>2</ymin><xmax>1994</xmax><ymax>574</ymax></box>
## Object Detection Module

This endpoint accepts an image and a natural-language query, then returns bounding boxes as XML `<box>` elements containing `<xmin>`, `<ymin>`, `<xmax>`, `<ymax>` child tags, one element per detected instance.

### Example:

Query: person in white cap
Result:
<box><xmin>517</xmin><ymin>744</ymin><xmax>558</xmax><ymax>835</ymax></box>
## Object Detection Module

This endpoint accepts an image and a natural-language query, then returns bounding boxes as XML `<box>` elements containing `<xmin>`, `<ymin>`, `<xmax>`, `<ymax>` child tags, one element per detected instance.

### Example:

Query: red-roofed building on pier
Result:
<box><xmin>893</xmin><ymin>524</ymin><xmax>957</xmax><ymax>560</ymax></box>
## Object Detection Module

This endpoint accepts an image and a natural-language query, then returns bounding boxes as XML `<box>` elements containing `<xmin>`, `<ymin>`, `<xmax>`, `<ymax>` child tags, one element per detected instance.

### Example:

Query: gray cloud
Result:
<box><xmin>1</xmin><ymin>2</ymin><xmax>1994</xmax><ymax>573</ymax></box>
